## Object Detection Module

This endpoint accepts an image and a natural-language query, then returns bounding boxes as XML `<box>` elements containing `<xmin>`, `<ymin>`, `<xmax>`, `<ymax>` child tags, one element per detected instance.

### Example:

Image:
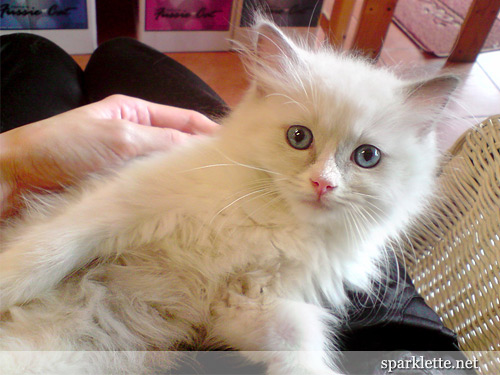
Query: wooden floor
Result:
<box><xmin>72</xmin><ymin>21</ymin><xmax>500</xmax><ymax>152</ymax></box>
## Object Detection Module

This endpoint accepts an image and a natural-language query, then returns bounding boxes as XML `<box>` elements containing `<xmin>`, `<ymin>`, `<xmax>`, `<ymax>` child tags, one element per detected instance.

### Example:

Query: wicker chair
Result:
<box><xmin>405</xmin><ymin>115</ymin><xmax>500</xmax><ymax>375</ymax></box>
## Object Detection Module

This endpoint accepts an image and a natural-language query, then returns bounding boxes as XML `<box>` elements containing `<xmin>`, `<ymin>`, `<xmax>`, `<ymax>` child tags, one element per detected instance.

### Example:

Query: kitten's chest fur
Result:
<box><xmin>80</xmin><ymin>212</ymin><xmax>325</xmax><ymax>349</ymax></box>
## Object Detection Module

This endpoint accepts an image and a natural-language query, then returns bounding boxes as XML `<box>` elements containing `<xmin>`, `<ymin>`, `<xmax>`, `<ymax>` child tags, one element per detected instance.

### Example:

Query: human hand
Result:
<box><xmin>0</xmin><ymin>95</ymin><xmax>220</xmax><ymax>218</ymax></box>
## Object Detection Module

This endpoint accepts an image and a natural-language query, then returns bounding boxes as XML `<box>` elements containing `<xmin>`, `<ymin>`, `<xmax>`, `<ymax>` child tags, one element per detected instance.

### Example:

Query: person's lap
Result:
<box><xmin>1</xmin><ymin>33</ymin><xmax>87</xmax><ymax>132</ymax></box>
<box><xmin>84</xmin><ymin>37</ymin><xmax>228</xmax><ymax>119</ymax></box>
<box><xmin>0</xmin><ymin>33</ymin><xmax>467</xmax><ymax>374</ymax></box>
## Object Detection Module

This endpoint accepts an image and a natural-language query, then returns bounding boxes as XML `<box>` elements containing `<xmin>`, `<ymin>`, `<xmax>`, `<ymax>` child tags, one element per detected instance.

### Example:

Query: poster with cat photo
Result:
<box><xmin>138</xmin><ymin>0</ymin><xmax>236</xmax><ymax>52</ymax></box>
<box><xmin>0</xmin><ymin>0</ymin><xmax>96</xmax><ymax>54</ymax></box>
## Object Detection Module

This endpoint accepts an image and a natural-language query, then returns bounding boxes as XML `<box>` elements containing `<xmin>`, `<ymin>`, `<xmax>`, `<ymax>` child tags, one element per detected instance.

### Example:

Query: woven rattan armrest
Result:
<box><xmin>404</xmin><ymin>115</ymin><xmax>500</xmax><ymax>374</ymax></box>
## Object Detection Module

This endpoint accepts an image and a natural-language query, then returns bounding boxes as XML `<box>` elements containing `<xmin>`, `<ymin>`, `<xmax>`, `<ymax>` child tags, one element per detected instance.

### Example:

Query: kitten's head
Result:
<box><xmin>223</xmin><ymin>20</ymin><xmax>458</xmax><ymax>241</ymax></box>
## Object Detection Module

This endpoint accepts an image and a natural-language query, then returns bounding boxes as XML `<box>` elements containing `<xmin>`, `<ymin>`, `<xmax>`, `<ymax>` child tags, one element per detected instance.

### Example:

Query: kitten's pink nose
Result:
<box><xmin>310</xmin><ymin>177</ymin><xmax>336</xmax><ymax>199</ymax></box>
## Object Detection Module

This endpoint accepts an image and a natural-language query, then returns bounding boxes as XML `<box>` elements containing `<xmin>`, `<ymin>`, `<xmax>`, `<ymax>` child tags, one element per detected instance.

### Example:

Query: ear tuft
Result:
<box><xmin>238</xmin><ymin>17</ymin><xmax>301</xmax><ymax>95</ymax></box>
<box><xmin>254</xmin><ymin>19</ymin><xmax>298</xmax><ymax>64</ymax></box>
<box><xmin>249</xmin><ymin>15</ymin><xmax>302</xmax><ymax>75</ymax></box>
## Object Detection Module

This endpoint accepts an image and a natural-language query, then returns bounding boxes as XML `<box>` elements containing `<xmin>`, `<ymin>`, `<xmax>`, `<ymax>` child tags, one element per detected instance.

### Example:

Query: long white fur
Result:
<box><xmin>0</xmin><ymin>19</ymin><xmax>457</xmax><ymax>374</ymax></box>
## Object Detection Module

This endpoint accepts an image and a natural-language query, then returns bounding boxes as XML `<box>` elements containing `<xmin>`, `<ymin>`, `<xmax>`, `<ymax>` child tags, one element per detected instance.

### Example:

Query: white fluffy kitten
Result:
<box><xmin>0</xmin><ymin>20</ymin><xmax>456</xmax><ymax>374</ymax></box>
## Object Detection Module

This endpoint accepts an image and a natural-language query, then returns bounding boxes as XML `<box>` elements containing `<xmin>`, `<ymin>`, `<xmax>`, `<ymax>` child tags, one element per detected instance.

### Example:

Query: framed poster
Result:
<box><xmin>240</xmin><ymin>0</ymin><xmax>323</xmax><ymax>27</ymax></box>
<box><xmin>139</xmin><ymin>0</ymin><xmax>236</xmax><ymax>52</ymax></box>
<box><xmin>0</xmin><ymin>0</ymin><xmax>97</xmax><ymax>54</ymax></box>
<box><xmin>0</xmin><ymin>0</ymin><xmax>88</xmax><ymax>30</ymax></box>
<box><xmin>232</xmin><ymin>0</ymin><xmax>324</xmax><ymax>46</ymax></box>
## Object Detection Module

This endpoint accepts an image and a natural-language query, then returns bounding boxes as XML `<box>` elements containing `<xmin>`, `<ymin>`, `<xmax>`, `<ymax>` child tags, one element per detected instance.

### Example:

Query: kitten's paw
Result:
<box><xmin>212</xmin><ymin>271</ymin><xmax>275</xmax><ymax>316</ymax></box>
<box><xmin>229</xmin><ymin>268</ymin><xmax>277</xmax><ymax>300</ymax></box>
<box><xmin>210</xmin><ymin>274</ymin><xmax>272</xmax><ymax>323</ymax></box>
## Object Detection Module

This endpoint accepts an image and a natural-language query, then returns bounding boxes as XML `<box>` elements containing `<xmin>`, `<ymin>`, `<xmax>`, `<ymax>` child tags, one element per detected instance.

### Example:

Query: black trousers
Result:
<box><xmin>0</xmin><ymin>34</ymin><xmax>468</xmax><ymax>374</ymax></box>
<box><xmin>0</xmin><ymin>33</ymin><xmax>228</xmax><ymax>132</ymax></box>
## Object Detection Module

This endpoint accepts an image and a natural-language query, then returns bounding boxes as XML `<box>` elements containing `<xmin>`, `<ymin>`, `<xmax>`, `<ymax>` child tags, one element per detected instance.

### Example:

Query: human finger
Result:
<box><xmin>121</xmin><ymin>120</ymin><xmax>195</xmax><ymax>156</ymax></box>
<box><xmin>93</xmin><ymin>95</ymin><xmax>220</xmax><ymax>135</ymax></box>
<box><xmin>143</xmin><ymin>101</ymin><xmax>221</xmax><ymax>135</ymax></box>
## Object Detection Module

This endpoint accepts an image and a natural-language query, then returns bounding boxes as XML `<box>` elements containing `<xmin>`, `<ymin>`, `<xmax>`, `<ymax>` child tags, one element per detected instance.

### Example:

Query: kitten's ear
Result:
<box><xmin>245</xmin><ymin>19</ymin><xmax>300</xmax><ymax>95</ymax></box>
<box><xmin>404</xmin><ymin>74</ymin><xmax>460</xmax><ymax>110</ymax></box>
<box><xmin>402</xmin><ymin>74</ymin><xmax>460</xmax><ymax>136</ymax></box>
<box><xmin>255</xmin><ymin>20</ymin><xmax>299</xmax><ymax>66</ymax></box>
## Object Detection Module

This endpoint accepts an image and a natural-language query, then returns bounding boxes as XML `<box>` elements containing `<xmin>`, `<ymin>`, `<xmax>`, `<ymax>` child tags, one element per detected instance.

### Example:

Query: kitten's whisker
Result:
<box><xmin>180</xmin><ymin>161</ymin><xmax>282</xmax><ymax>177</ymax></box>
<box><xmin>209</xmin><ymin>189</ymin><xmax>268</xmax><ymax>225</ymax></box>
<box><xmin>351</xmin><ymin>203</ymin><xmax>407</xmax><ymax>317</ymax></box>
<box><xmin>351</xmin><ymin>191</ymin><xmax>387</xmax><ymax>206</ymax></box>
<box><xmin>211</xmin><ymin>146</ymin><xmax>284</xmax><ymax>176</ymax></box>
<box><xmin>192</xmin><ymin>176</ymin><xmax>285</xmax><ymax>245</ymax></box>
<box><xmin>207</xmin><ymin>179</ymin><xmax>282</xmax><ymax>232</ymax></box>
<box><xmin>207</xmin><ymin>188</ymin><xmax>280</xmax><ymax>242</ymax></box>
<box><xmin>245</xmin><ymin>192</ymin><xmax>283</xmax><ymax>219</ymax></box>
<box><xmin>342</xmin><ymin>210</ymin><xmax>356</xmax><ymax>250</ymax></box>
<box><xmin>348</xmin><ymin>195</ymin><xmax>386</xmax><ymax>222</ymax></box>
<box><xmin>379</xmin><ymin>240</ymin><xmax>407</xmax><ymax>321</ymax></box>
<box><xmin>351</xmin><ymin>205</ymin><xmax>371</xmax><ymax>228</ymax></box>
<box><xmin>345</xmin><ymin>204</ymin><xmax>367</xmax><ymax>245</ymax></box>
<box><xmin>346</xmin><ymin>204</ymin><xmax>403</xmax><ymax>320</ymax></box>
<box><xmin>359</xmin><ymin>206</ymin><xmax>381</xmax><ymax>226</ymax></box>
<box><xmin>349</xmin><ymin>203</ymin><xmax>368</xmax><ymax>226</ymax></box>
<box><xmin>178</xmin><ymin>163</ymin><xmax>239</xmax><ymax>173</ymax></box>
<box><xmin>400</xmin><ymin>229</ymin><xmax>417</xmax><ymax>262</ymax></box>
<box><xmin>222</xmin><ymin>178</ymin><xmax>283</xmax><ymax>202</ymax></box>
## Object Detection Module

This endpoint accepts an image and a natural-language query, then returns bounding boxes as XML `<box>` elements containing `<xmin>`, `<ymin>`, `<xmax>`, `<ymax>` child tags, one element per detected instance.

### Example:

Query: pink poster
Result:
<box><xmin>145</xmin><ymin>0</ymin><xmax>233</xmax><ymax>31</ymax></box>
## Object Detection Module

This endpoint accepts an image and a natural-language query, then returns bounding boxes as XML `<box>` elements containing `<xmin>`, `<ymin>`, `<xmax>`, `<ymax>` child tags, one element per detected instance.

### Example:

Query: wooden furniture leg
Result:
<box><xmin>351</xmin><ymin>0</ymin><xmax>398</xmax><ymax>60</ymax></box>
<box><xmin>319</xmin><ymin>0</ymin><xmax>357</xmax><ymax>48</ymax></box>
<box><xmin>447</xmin><ymin>0</ymin><xmax>500</xmax><ymax>63</ymax></box>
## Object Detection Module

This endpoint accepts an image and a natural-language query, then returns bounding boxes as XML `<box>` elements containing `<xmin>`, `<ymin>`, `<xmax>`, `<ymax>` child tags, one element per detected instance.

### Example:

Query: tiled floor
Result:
<box><xmin>378</xmin><ymin>23</ymin><xmax>500</xmax><ymax>150</ymax></box>
<box><xmin>72</xmin><ymin>21</ymin><xmax>500</xmax><ymax>151</ymax></box>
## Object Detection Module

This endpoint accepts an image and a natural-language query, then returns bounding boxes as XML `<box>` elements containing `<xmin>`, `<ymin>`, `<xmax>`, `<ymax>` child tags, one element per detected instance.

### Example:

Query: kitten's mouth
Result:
<box><xmin>301</xmin><ymin>198</ymin><xmax>332</xmax><ymax>211</ymax></box>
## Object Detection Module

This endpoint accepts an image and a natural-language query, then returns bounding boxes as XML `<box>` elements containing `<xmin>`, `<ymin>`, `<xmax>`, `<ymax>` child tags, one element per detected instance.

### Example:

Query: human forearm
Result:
<box><xmin>0</xmin><ymin>124</ymin><xmax>37</xmax><ymax>219</ymax></box>
<box><xmin>0</xmin><ymin>96</ymin><xmax>219</xmax><ymax>220</ymax></box>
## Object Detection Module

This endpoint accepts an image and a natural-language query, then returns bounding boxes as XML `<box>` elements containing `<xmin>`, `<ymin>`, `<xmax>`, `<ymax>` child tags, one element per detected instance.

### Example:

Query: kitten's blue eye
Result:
<box><xmin>286</xmin><ymin>125</ymin><xmax>313</xmax><ymax>150</ymax></box>
<box><xmin>352</xmin><ymin>145</ymin><xmax>381</xmax><ymax>168</ymax></box>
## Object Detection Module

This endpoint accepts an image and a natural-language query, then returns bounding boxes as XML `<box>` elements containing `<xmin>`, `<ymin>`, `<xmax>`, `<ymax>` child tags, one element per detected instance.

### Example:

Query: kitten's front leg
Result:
<box><xmin>0</xmin><ymin>217</ymin><xmax>105</xmax><ymax>310</ymax></box>
<box><xmin>0</xmin><ymin>188</ymin><xmax>137</xmax><ymax>310</ymax></box>
<box><xmin>211</xmin><ymin>278</ymin><xmax>341</xmax><ymax>375</ymax></box>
